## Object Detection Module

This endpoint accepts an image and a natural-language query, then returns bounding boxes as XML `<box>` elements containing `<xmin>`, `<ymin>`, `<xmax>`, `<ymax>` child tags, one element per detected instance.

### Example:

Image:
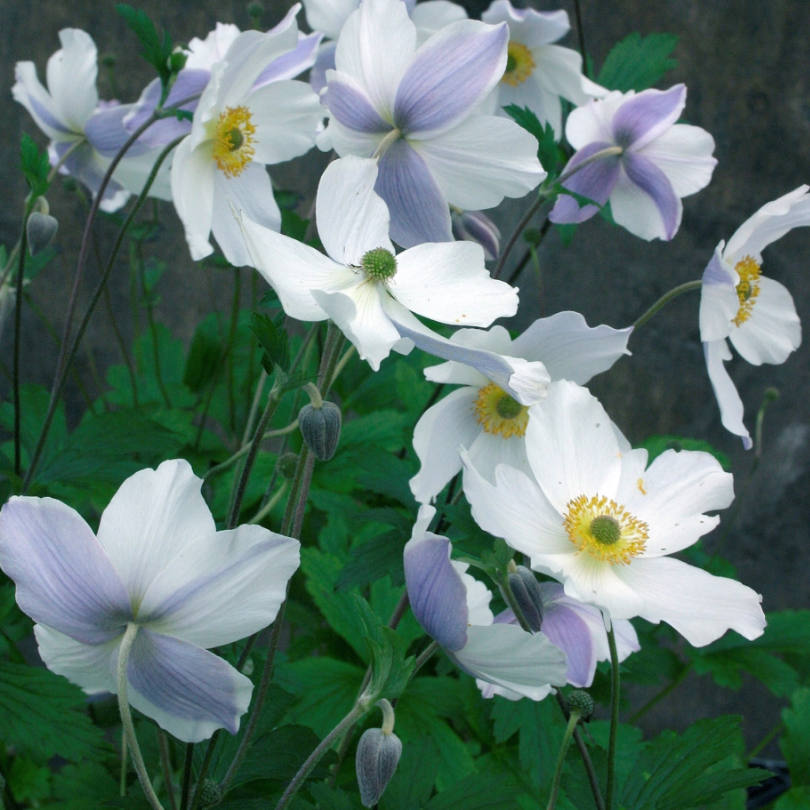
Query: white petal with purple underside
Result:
<box><xmin>322</xmin><ymin>73</ymin><xmax>393</xmax><ymax>133</ymax></box>
<box><xmin>0</xmin><ymin>497</ymin><xmax>131</xmax><ymax>644</ymax></box>
<box><xmin>620</xmin><ymin>151</ymin><xmax>680</xmax><ymax>240</ymax></box>
<box><xmin>255</xmin><ymin>31</ymin><xmax>323</xmax><ymax>85</ymax></box>
<box><xmin>140</xmin><ymin>526</ymin><xmax>299</xmax><ymax>649</ymax></box>
<box><xmin>614</xmin><ymin>557</ymin><xmax>765</xmax><ymax>646</ymax></box>
<box><xmin>35</xmin><ymin>625</ymin><xmax>119</xmax><ymax>695</ymax></box>
<box><xmin>539</xmin><ymin>598</ymin><xmax>598</xmax><ymax>687</ymax></box>
<box><xmin>640</xmin><ymin>124</ymin><xmax>716</xmax><ymax>198</ymax></box>
<box><xmin>611</xmin><ymin>85</ymin><xmax>685</xmax><ymax>151</ymax></box>
<box><xmin>13</xmin><ymin>62</ymin><xmax>72</xmax><ymax>140</ymax></box>
<box><xmin>609</xmin><ymin>163</ymin><xmax>681</xmax><ymax>241</ymax></box>
<box><xmin>703</xmin><ymin>339</ymin><xmax>752</xmax><ymax>449</ymax></box>
<box><xmin>394</xmin><ymin>21</ymin><xmax>507</xmax><ymax>137</ymax></box>
<box><xmin>404</xmin><ymin>534</ymin><xmax>469</xmax><ymax>650</ymax></box>
<box><xmin>549</xmin><ymin>141</ymin><xmax>619</xmax><ymax>224</ymax></box>
<box><xmin>124</xmin><ymin>629</ymin><xmax>253</xmax><ymax>742</ymax></box>
<box><xmin>482</xmin><ymin>2</ymin><xmax>570</xmax><ymax>48</ymax></box>
<box><xmin>699</xmin><ymin>247</ymin><xmax>739</xmax><ymax>343</ymax></box>
<box><xmin>170</xmin><ymin>138</ymin><xmax>216</xmax><ymax>260</ymax></box>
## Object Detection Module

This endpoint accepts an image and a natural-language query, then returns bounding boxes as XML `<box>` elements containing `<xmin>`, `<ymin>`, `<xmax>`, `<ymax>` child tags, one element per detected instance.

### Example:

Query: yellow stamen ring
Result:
<box><xmin>563</xmin><ymin>494</ymin><xmax>648</xmax><ymax>565</ymax></box>
<box><xmin>502</xmin><ymin>41</ymin><xmax>536</xmax><ymax>86</ymax></box>
<box><xmin>473</xmin><ymin>382</ymin><xmax>529</xmax><ymax>438</ymax></box>
<box><xmin>732</xmin><ymin>255</ymin><xmax>762</xmax><ymax>326</ymax></box>
<box><xmin>213</xmin><ymin>106</ymin><xmax>256</xmax><ymax>178</ymax></box>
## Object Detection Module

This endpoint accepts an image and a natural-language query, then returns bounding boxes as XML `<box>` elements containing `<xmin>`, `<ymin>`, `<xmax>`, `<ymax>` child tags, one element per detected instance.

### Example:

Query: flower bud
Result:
<box><xmin>27</xmin><ymin>212</ymin><xmax>58</xmax><ymax>256</ymax></box>
<box><xmin>191</xmin><ymin>779</ymin><xmax>222</xmax><ymax>808</ymax></box>
<box><xmin>298</xmin><ymin>401</ymin><xmax>341</xmax><ymax>461</ymax></box>
<box><xmin>356</xmin><ymin>727</ymin><xmax>402</xmax><ymax>808</ymax></box>
<box><xmin>168</xmin><ymin>48</ymin><xmax>187</xmax><ymax>74</ymax></box>
<box><xmin>451</xmin><ymin>210</ymin><xmax>501</xmax><ymax>261</ymax></box>
<box><xmin>276</xmin><ymin>452</ymin><xmax>299</xmax><ymax>479</ymax></box>
<box><xmin>567</xmin><ymin>690</ymin><xmax>594</xmax><ymax>721</ymax></box>
<box><xmin>507</xmin><ymin>565</ymin><xmax>544</xmax><ymax>632</ymax></box>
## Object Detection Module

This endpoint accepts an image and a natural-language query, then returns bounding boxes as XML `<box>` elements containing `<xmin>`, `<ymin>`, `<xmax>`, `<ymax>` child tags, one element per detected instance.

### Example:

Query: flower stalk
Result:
<box><xmin>605</xmin><ymin>624</ymin><xmax>620</xmax><ymax>810</ymax></box>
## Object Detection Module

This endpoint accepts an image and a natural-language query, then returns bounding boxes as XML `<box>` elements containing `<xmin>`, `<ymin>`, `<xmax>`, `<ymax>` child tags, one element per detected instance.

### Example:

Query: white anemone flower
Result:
<box><xmin>462</xmin><ymin>380</ymin><xmax>766</xmax><ymax>647</ymax></box>
<box><xmin>170</xmin><ymin>10</ymin><xmax>323</xmax><ymax>266</ymax></box>
<box><xmin>700</xmin><ymin>186</ymin><xmax>809</xmax><ymax>448</ymax></box>
<box><xmin>480</xmin><ymin>0</ymin><xmax>606</xmax><ymax>138</ymax></box>
<box><xmin>238</xmin><ymin>156</ymin><xmax>519</xmax><ymax>370</ymax></box>
<box><xmin>0</xmin><ymin>460</ymin><xmax>300</xmax><ymax>743</ymax></box>
<box><xmin>404</xmin><ymin>311</ymin><xmax>632</xmax><ymax>503</ymax></box>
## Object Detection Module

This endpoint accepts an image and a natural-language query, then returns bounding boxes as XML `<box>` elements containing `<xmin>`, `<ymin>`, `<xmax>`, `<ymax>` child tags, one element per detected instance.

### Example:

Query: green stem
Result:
<box><xmin>748</xmin><ymin>721</ymin><xmax>784</xmax><ymax>760</ymax></box>
<box><xmin>632</xmin><ymin>280</ymin><xmax>702</xmax><ymax>329</ymax></box>
<box><xmin>506</xmin><ymin>218</ymin><xmax>551</xmax><ymax>286</ymax></box>
<box><xmin>546</xmin><ymin>711</ymin><xmax>581</xmax><ymax>810</ymax></box>
<box><xmin>412</xmin><ymin>640</ymin><xmax>440</xmax><ymax>677</ymax></box>
<box><xmin>274</xmin><ymin>704</ymin><xmax>368</xmax><ymax>810</ymax></box>
<box><xmin>13</xmin><ymin>204</ymin><xmax>31</xmax><ymax>478</ymax></box>
<box><xmin>227</xmin><ymin>269</ymin><xmax>241</xmax><ymax>434</ymax></box>
<box><xmin>606</xmin><ymin>625</ymin><xmax>620</xmax><ymax>810</ymax></box>
<box><xmin>180</xmin><ymin>744</ymin><xmax>193</xmax><ymax>810</ymax></box>
<box><xmin>494</xmin><ymin>195</ymin><xmax>545</xmax><ymax>280</ymax></box>
<box><xmin>157</xmin><ymin>728</ymin><xmax>178</xmax><ymax>810</ymax></box>
<box><xmin>136</xmin><ymin>242</ymin><xmax>171</xmax><ymax>408</ymax></box>
<box><xmin>22</xmin><ymin>135</ymin><xmax>182</xmax><ymax>492</ymax></box>
<box><xmin>120</xmin><ymin>732</ymin><xmax>128</xmax><ymax>797</ymax></box>
<box><xmin>117</xmin><ymin>624</ymin><xmax>166</xmax><ymax>810</ymax></box>
<box><xmin>204</xmin><ymin>421</ymin><xmax>299</xmax><ymax>482</ymax></box>
<box><xmin>248</xmin><ymin>480</ymin><xmax>289</xmax><ymax>525</ymax></box>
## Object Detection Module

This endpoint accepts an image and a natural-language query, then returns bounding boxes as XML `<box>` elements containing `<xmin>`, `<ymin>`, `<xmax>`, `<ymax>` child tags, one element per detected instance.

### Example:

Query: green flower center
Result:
<box><xmin>227</xmin><ymin>128</ymin><xmax>244</xmax><ymax>151</ymax></box>
<box><xmin>589</xmin><ymin>515</ymin><xmax>622</xmax><ymax>546</ymax></box>
<box><xmin>362</xmin><ymin>247</ymin><xmax>397</xmax><ymax>281</ymax></box>
<box><xmin>495</xmin><ymin>394</ymin><xmax>523</xmax><ymax>419</ymax></box>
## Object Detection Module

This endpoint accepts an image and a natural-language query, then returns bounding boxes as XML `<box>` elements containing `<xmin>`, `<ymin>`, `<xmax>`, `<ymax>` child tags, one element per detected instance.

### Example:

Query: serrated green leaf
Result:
<box><xmin>0</xmin><ymin>661</ymin><xmax>111</xmax><ymax>761</ymax></box>
<box><xmin>380</xmin><ymin>735</ymin><xmax>441</xmax><ymax>810</ymax></box>
<box><xmin>336</xmin><ymin>529</ymin><xmax>406</xmax><ymax>592</ymax></box>
<box><xmin>184</xmin><ymin>322</ymin><xmax>223</xmax><ymax>393</ymax></box>
<box><xmin>597</xmin><ymin>32</ymin><xmax>678</xmax><ymax>92</ymax></box>
<box><xmin>774</xmin><ymin>787</ymin><xmax>810</xmax><ymax>810</ymax></box>
<box><xmin>116</xmin><ymin>4</ymin><xmax>173</xmax><ymax>85</ymax></box>
<box><xmin>52</xmin><ymin>762</ymin><xmax>120</xmax><ymax>809</ymax></box>
<box><xmin>424</xmin><ymin>772</ymin><xmax>525</xmax><ymax>810</ymax></box>
<box><xmin>637</xmin><ymin>434</ymin><xmax>731</xmax><ymax>471</ymax></box>
<box><xmin>781</xmin><ymin>688</ymin><xmax>810</xmax><ymax>786</ymax></box>
<box><xmin>250</xmin><ymin>311</ymin><xmax>291</xmax><ymax>373</ymax></box>
<box><xmin>20</xmin><ymin>133</ymin><xmax>51</xmax><ymax>198</ymax></box>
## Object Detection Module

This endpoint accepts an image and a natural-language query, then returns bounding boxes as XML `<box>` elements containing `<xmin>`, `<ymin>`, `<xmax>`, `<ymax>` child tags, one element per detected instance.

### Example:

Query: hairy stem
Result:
<box><xmin>633</xmin><ymin>280</ymin><xmax>702</xmax><ymax>329</ymax></box>
<box><xmin>606</xmin><ymin>625</ymin><xmax>620</xmax><ymax>810</ymax></box>
<box><xmin>546</xmin><ymin>711</ymin><xmax>581</xmax><ymax>810</ymax></box>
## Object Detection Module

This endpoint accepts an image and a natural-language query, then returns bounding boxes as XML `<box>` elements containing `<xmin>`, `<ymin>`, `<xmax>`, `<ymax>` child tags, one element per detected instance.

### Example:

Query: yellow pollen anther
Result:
<box><xmin>502</xmin><ymin>41</ymin><xmax>535</xmax><ymax>86</ymax></box>
<box><xmin>473</xmin><ymin>382</ymin><xmax>529</xmax><ymax>438</ymax></box>
<box><xmin>732</xmin><ymin>255</ymin><xmax>762</xmax><ymax>326</ymax></box>
<box><xmin>563</xmin><ymin>494</ymin><xmax>648</xmax><ymax>565</ymax></box>
<box><xmin>637</xmin><ymin>478</ymin><xmax>646</xmax><ymax>495</ymax></box>
<box><xmin>213</xmin><ymin>106</ymin><xmax>256</xmax><ymax>177</ymax></box>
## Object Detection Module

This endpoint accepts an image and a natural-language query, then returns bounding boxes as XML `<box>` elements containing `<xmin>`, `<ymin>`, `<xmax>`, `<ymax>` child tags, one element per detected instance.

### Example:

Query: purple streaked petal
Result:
<box><xmin>539</xmin><ymin>595</ymin><xmax>597</xmax><ymax>687</ymax></box>
<box><xmin>394</xmin><ymin>20</ymin><xmax>507</xmax><ymax>135</ymax></box>
<box><xmin>451</xmin><ymin>209</ymin><xmax>500</xmax><ymax>260</ymax></box>
<box><xmin>28</xmin><ymin>92</ymin><xmax>72</xmax><ymax>135</ymax></box>
<box><xmin>622</xmin><ymin>151</ymin><xmax>680</xmax><ymax>240</ymax></box>
<box><xmin>85</xmin><ymin>104</ymin><xmax>153</xmax><ymax>158</ymax></box>
<box><xmin>255</xmin><ymin>31</ymin><xmax>323</xmax><ymax>86</ymax></box>
<box><xmin>52</xmin><ymin>141</ymin><xmax>130</xmax><ymax>212</ymax></box>
<box><xmin>12</xmin><ymin>62</ymin><xmax>73</xmax><ymax>138</ymax></box>
<box><xmin>611</xmin><ymin>84</ymin><xmax>685</xmax><ymax>151</ymax></box>
<box><xmin>549</xmin><ymin>140</ymin><xmax>620</xmax><ymax>224</ymax></box>
<box><xmin>125</xmin><ymin>629</ymin><xmax>253</xmax><ymax>742</ymax></box>
<box><xmin>376</xmin><ymin>139</ymin><xmax>452</xmax><ymax>246</ymax></box>
<box><xmin>404</xmin><ymin>534</ymin><xmax>468</xmax><ymax>651</ymax></box>
<box><xmin>322</xmin><ymin>74</ymin><xmax>393</xmax><ymax>133</ymax></box>
<box><xmin>310</xmin><ymin>41</ymin><xmax>336</xmax><ymax>94</ymax></box>
<box><xmin>0</xmin><ymin>497</ymin><xmax>132</xmax><ymax>644</ymax></box>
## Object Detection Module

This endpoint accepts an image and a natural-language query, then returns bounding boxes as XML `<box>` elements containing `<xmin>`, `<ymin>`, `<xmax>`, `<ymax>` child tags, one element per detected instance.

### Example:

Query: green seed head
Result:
<box><xmin>227</xmin><ymin>128</ymin><xmax>244</xmax><ymax>151</ymax></box>
<box><xmin>505</xmin><ymin>53</ymin><xmax>517</xmax><ymax>73</ymax></box>
<box><xmin>362</xmin><ymin>247</ymin><xmax>397</xmax><ymax>281</ymax></box>
<box><xmin>567</xmin><ymin>690</ymin><xmax>594</xmax><ymax>720</ymax></box>
<box><xmin>589</xmin><ymin>515</ymin><xmax>621</xmax><ymax>546</ymax></box>
<box><xmin>495</xmin><ymin>393</ymin><xmax>523</xmax><ymax>420</ymax></box>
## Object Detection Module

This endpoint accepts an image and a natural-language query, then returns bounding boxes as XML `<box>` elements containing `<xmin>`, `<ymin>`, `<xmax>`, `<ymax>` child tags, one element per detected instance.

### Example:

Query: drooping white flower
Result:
<box><xmin>462</xmin><ymin>380</ymin><xmax>766</xmax><ymax>647</ymax></box>
<box><xmin>404</xmin><ymin>506</ymin><xmax>567</xmax><ymax>699</ymax></box>
<box><xmin>700</xmin><ymin>186</ymin><xmax>809</xmax><ymax>448</ymax></box>
<box><xmin>549</xmin><ymin>85</ymin><xmax>716</xmax><ymax>241</ymax></box>
<box><xmin>480</xmin><ymin>0</ymin><xmax>606</xmax><ymax>138</ymax></box>
<box><xmin>238</xmin><ymin>156</ymin><xmax>519</xmax><ymax>370</ymax></box>
<box><xmin>317</xmin><ymin>0</ymin><xmax>545</xmax><ymax>247</ymax></box>
<box><xmin>13</xmin><ymin>28</ymin><xmax>172</xmax><ymax>211</ymax></box>
<box><xmin>170</xmin><ymin>9</ymin><xmax>323</xmax><ymax>266</ymax></box>
<box><xmin>0</xmin><ymin>460</ymin><xmax>300</xmax><ymax>743</ymax></box>
<box><xmin>403</xmin><ymin>312</ymin><xmax>632</xmax><ymax>503</ymax></box>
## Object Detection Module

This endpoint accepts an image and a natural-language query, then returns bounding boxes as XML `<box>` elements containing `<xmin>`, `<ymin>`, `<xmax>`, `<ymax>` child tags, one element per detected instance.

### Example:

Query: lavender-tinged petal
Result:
<box><xmin>699</xmin><ymin>246</ymin><xmax>739</xmax><ymax>343</ymax></box>
<box><xmin>404</xmin><ymin>534</ymin><xmax>469</xmax><ymax>651</ymax></box>
<box><xmin>125</xmin><ymin>629</ymin><xmax>253</xmax><ymax>743</ymax></box>
<box><xmin>390</xmin><ymin>316</ymin><xmax>548</xmax><ymax>404</ymax></box>
<box><xmin>255</xmin><ymin>31</ymin><xmax>323</xmax><ymax>86</ymax></box>
<box><xmin>549</xmin><ymin>141</ymin><xmax>620</xmax><ymax>224</ymax></box>
<box><xmin>322</xmin><ymin>74</ymin><xmax>393</xmax><ymax>133</ymax></box>
<box><xmin>452</xmin><ymin>210</ymin><xmax>500</xmax><ymax>260</ymax></box>
<box><xmin>310</xmin><ymin>41</ymin><xmax>337</xmax><ymax>94</ymax></box>
<box><xmin>703</xmin><ymin>339</ymin><xmax>752</xmax><ymax>450</ymax></box>
<box><xmin>611</xmin><ymin>84</ymin><xmax>686</xmax><ymax>151</ymax></box>
<box><xmin>376</xmin><ymin>139</ymin><xmax>452</xmax><ymax>247</ymax></box>
<box><xmin>85</xmin><ymin>104</ymin><xmax>153</xmax><ymax>158</ymax></box>
<box><xmin>35</xmin><ymin>625</ymin><xmax>120</xmax><ymax>695</ymax></box>
<box><xmin>0</xmin><ymin>497</ymin><xmax>132</xmax><ymax>644</ymax></box>
<box><xmin>12</xmin><ymin>63</ymin><xmax>72</xmax><ymax>138</ymax></box>
<box><xmin>394</xmin><ymin>21</ymin><xmax>507</xmax><ymax>136</ymax></box>
<box><xmin>539</xmin><ymin>599</ymin><xmax>597</xmax><ymax>687</ymax></box>
<box><xmin>621</xmin><ymin>151</ymin><xmax>680</xmax><ymax>240</ymax></box>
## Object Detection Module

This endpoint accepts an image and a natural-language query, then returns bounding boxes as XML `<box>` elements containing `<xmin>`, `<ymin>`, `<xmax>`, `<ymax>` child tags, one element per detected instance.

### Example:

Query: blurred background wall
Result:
<box><xmin>1</xmin><ymin>0</ymin><xmax>808</xmax><ymax>753</ymax></box>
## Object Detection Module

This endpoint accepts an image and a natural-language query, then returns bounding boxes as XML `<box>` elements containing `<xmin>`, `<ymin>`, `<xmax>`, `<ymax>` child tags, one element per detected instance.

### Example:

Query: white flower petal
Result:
<box><xmin>170</xmin><ymin>137</ymin><xmax>216</xmax><ymax>261</ymax></box>
<box><xmin>318</xmin><ymin>115</ymin><xmax>387</xmax><ymax>156</ymax></box>
<box><xmin>730</xmin><ymin>276</ymin><xmax>801</xmax><ymax>365</ymax></box>
<box><xmin>609</xmin><ymin>164</ymin><xmax>682</xmax><ymax>242</ymax></box>
<box><xmin>639</xmin><ymin>123</ymin><xmax>717</xmax><ymax>199</ymax></box>
<box><xmin>35</xmin><ymin>625</ymin><xmax>119</xmax><ymax>695</ymax></box>
<box><xmin>411</xmin><ymin>0</ymin><xmax>469</xmax><ymax>44</ymax></box>
<box><xmin>535</xmin><ymin>44</ymin><xmax>605</xmax><ymax>107</ymax></box>
<box><xmin>304</xmin><ymin>0</ymin><xmax>359</xmax><ymax>40</ymax></box>
<box><xmin>394</xmin><ymin>241</ymin><xmax>518</xmax><ymax>326</ymax></box>
<box><xmin>410</xmin><ymin>387</ymin><xmax>481</xmax><ymax>503</ymax></box>
<box><xmin>46</xmin><ymin>29</ymin><xmax>99</xmax><ymax>130</ymax></box>
<box><xmin>703</xmin><ymin>339</ymin><xmax>752</xmax><ymax>449</ymax></box>
<box><xmin>524</xmin><ymin>380</ymin><xmax>623</xmax><ymax>515</ymax></box>
<box><xmin>699</xmin><ymin>245</ymin><xmax>739</xmax><ymax>343</ymax></box>
<box><xmin>12</xmin><ymin>62</ymin><xmax>72</xmax><ymax>140</ymax></box>
<box><xmin>558</xmin><ymin>552</ymin><xmax>646</xmax><ymax>619</ymax></box>
<box><xmin>316</xmin><ymin>157</ymin><xmax>394</xmax><ymax>264</ymax></box>
<box><xmin>614</xmin><ymin>557</ymin><xmax>765</xmax><ymax>646</ymax></box>
<box><xmin>564</xmin><ymin>91</ymin><xmax>625</xmax><ymax>150</ymax></box>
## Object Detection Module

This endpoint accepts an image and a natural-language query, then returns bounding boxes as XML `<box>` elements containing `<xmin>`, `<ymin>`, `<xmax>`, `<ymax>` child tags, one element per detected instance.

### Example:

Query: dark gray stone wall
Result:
<box><xmin>1</xmin><ymin>0</ymin><xmax>808</xmax><ymax>751</ymax></box>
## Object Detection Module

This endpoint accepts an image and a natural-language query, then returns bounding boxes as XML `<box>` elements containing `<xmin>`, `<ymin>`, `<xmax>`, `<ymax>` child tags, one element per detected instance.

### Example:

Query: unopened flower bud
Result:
<box><xmin>247</xmin><ymin>0</ymin><xmax>265</xmax><ymax>18</ymax></box>
<box><xmin>451</xmin><ymin>209</ymin><xmax>501</xmax><ymax>261</ymax></box>
<box><xmin>191</xmin><ymin>779</ymin><xmax>222</xmax><ymax>808</ymax></box>
<box><xmin>276</xmin><ymin>452</ymin><xmax>299</xmax><ymax>479</ymax></box>
<box><xmin>507</xmin><ymin>565</ymin><xmax>544</xmax><ymax>632</ymax></box>
<box><xmin>356</xmin><ymin>727</ymin><xmax>402</xmax><ymax>808</ymax></box>
<box><xmin>168</xmin><ymin>48</ymin><xmax>187</xmax><ymax>74</ymax></box>
<box><xmin>27</xmin><ymin>212</ymin><xmax>59</xmax><ymax>256</ymax></box>
<box><xmin>101</xmin><ymin>53</ymin><xmax>117</xmax><ymax>69</ymax></box>
<box><xmin>567</xmin><ymin>690</ymin><xmax>594</xmax><ymax>721</ymax></box>
<box><xmin>62</xmin><ymin>177</ymin><xmax>78</xmax><ymax>193</ymax></box>
<box><xmin>298</xmin><ymin>401</ymin><xmax>341</xmax><ymax>461</ymax></box>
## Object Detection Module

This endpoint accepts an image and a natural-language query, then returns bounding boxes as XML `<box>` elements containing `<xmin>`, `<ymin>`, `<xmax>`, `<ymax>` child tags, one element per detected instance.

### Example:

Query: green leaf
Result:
<box><xmin>250</xmin><ymin>311</ymin><xmax>291</xmax><ymax>373</ymax></box>
<box><xmin>424</xmin><ymin>772</ymin><xmax>525</xmax><ymax>810</ymax></box>
<box><xmin>184</xmin><ymin>322</ymin><xmax>223</xmax><ymax>393</ymax></box>
<box><xmin>597</xmin><ymin>32</ymin><xmax>679</xmax><ymax>92</ymax></box>
<box><xmin>20</xmin><ymin>133</ymin><xmax>51</xmax><ymax>198</ymax></box>
<box><xmin>380</xmin><ymin>735</ymin><xmax>441</xmax><ymax>810</ymax></box>
<box><xmin>307</xmin><ymin>784</ymin><xmax>361</xmax><ymax>810</ymax></box>
<box><xmin>0</xmin><ymin>660</ymin><xmax>111</xmax><ymax>761</ymax></box>
<box><xmin>8</xmin><ymin>755</ymin><xmax>51</xmax><ymax>804</ymax></box>
<box><xmin>116</xmin><ymin>4</ymin><xmax>173</xmax><ymax>85</ymax></box>
<box><xmin>637</xmin><ymin>434</ymin><xmax>731</xmax><ymax>471</ymax></box>
<box><xmin>502</xmin><ymin>105</ymin><xmax>560</xmax><ymax>179</ymax></box>
<box><xmin>774</xmin><ymin>787</ymin><xmax>810</xmax><ymax>810</ymax></box>
<box><xmin>781</xmin><ymin>688</ymin><xmax>810</xmax><ymax>786</ymax></box>
<box><xmin>336</xmin><ymin>529</ymin><xmax>406</xmax><ymax>592</ymax></box>
<box><xmin>52</xmin><ymin>762</ymin><xmax>120</xmax><ymax>809</ymax></box>
<box><xmin>553</xmin><ymin>223</ymin><xmax>577</xmax><ymax>247</ymax></box>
